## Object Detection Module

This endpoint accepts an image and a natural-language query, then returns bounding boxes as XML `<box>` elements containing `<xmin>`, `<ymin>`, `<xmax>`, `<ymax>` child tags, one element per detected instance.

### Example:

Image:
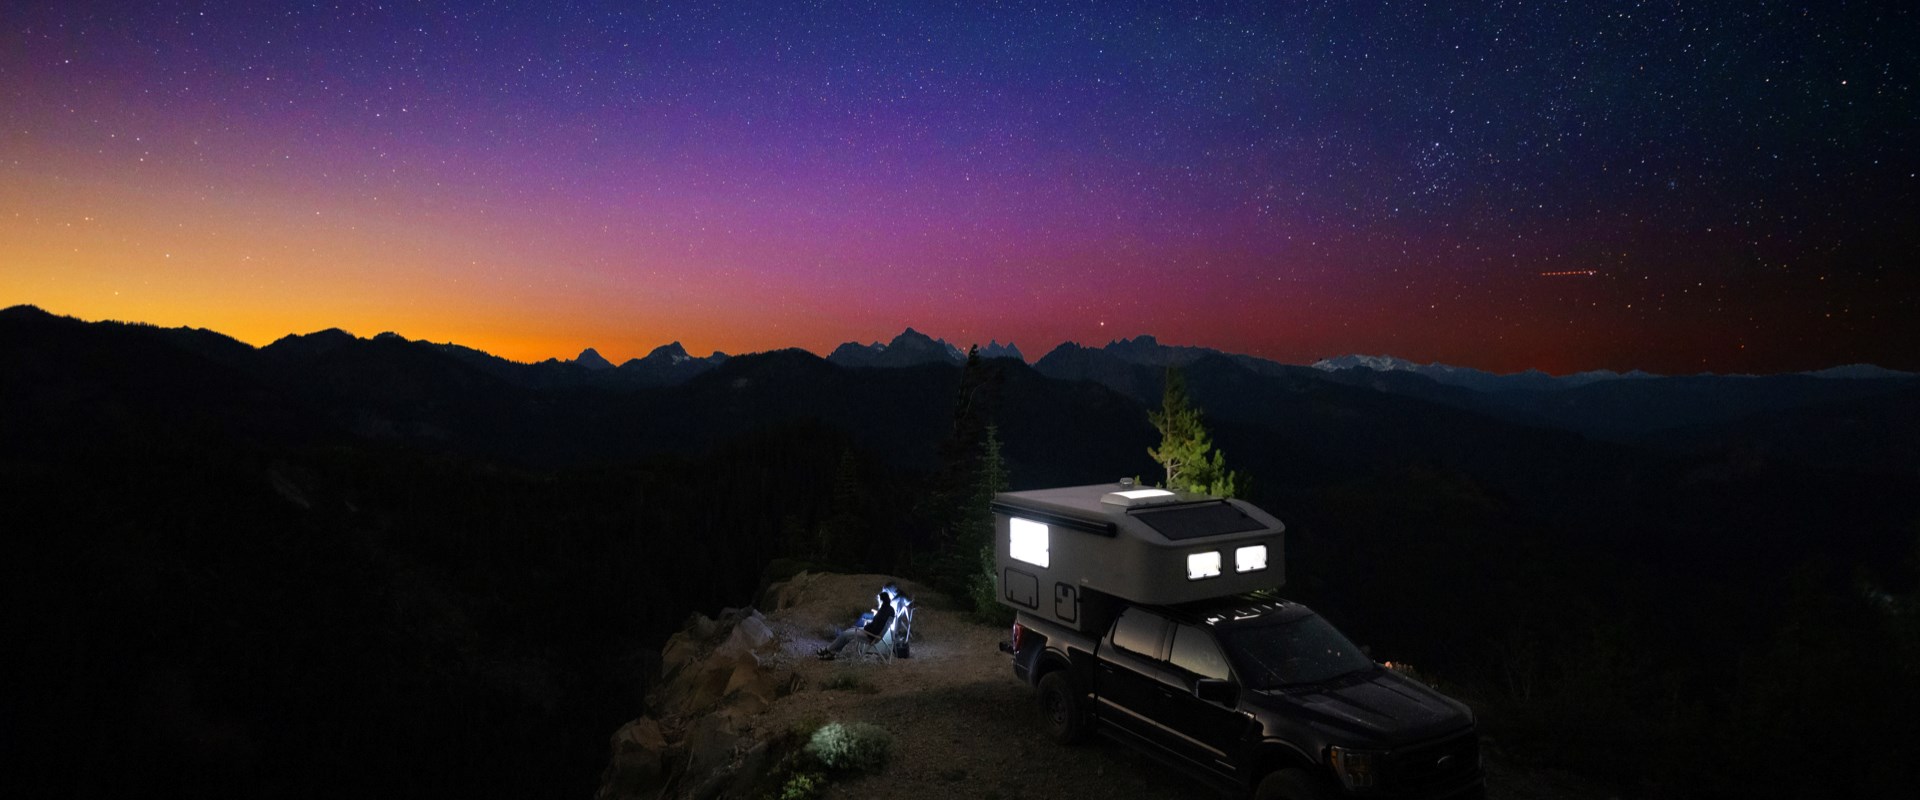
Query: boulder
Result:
<box><xmin>721</xmin><ymin>611</ymin><xmax>774</xmax><ymax>655</ymax></box>
<box><xmin>685</xmin><ymin>712</ymin><xmax>743</xmax><ymax>778</ymax></box>
<box><xmin>722</xmin><ymin>658</ymin><xmax>788</xmax><ymax>714</ymax></box>
<box><xmin>659</xmin><ymin>631</ymin><xmax>701</xmax><ymax>679</ymax></box>
<box><xmin>686</xmin><ymin>738</ymin><xmax>772</xmax><ymax>800</ymax></box>
<box><xmin>665</xmin><ymin>648</ymin><xmax>759</xmax><ymax>717</ymax></box>
<box><xmin>596</xmin><ymin>717</ymin><xmax>676</xmax><ymax>800</ymax></box>
<box><xmin>683</xmin><ymin>612</ymin><xmax>720</xmax><ymax>641</ymax></box>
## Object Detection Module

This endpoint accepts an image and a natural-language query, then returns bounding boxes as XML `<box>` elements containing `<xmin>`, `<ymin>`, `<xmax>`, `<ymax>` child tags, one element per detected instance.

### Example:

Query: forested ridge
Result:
<box><xmin>3</xmin><ymin>305</ymin><xmax>1916</xmax><ymax>798</ymax></box>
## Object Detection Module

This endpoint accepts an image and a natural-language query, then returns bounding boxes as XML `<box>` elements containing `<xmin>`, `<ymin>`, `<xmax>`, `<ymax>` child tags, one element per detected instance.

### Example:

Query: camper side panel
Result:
<box><xmin>994</xmin><ymin>512</ymin><xmax>1106</xmax><ymax>634</ymax></box>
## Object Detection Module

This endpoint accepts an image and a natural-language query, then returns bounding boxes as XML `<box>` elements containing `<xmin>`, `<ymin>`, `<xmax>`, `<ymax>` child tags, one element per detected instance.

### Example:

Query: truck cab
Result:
<box><xmin>1011</xmin><ymin>595</ymin><xmax>1483</xmax><ymax>799</ymax></box>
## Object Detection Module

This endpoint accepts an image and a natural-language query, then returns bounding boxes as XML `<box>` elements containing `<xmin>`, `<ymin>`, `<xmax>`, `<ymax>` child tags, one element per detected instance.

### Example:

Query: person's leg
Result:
<box><xmin>819</xmin><ymin>627</ymin><xmax>857</xmax><ymax>657</ymax></box>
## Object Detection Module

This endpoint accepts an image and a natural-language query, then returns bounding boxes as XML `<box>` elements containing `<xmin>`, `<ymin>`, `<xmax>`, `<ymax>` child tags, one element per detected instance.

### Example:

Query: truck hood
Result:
<box><xmin>1245</xmin><ymin>667</ymin><xmax>1472</xmax><ymax>747</ymax></box>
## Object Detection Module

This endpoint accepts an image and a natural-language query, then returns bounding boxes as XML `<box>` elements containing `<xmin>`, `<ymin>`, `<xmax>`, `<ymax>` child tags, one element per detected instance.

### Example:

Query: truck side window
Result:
<box><xmin>1110</xmin><ymin>608</ymin><xmax>1167</xmax><ymax>659</ymax></box>
<box><xmin>1169</xmin><ymin>624</ymin><xmax>1232</xmax><ymax>681</ymax></box>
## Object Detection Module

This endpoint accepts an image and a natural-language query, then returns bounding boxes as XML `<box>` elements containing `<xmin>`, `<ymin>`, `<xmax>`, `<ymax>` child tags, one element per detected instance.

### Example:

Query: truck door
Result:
<box><xmin>1095</xmin><ymin>607</ymin><xmax>1180</xmax><ymax>751</ymax></box>
<box><xmin>1164</xmin><ymin>623</ymin><xmax>1253</xmax><ymax>781</ymax></box>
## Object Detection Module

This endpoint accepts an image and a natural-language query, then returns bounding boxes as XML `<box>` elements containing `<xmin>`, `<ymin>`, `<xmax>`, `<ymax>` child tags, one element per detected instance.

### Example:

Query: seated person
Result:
<box><xmin>888</xmin><ymin>592</ymin><xmax>914</xmax><ymax>657</ymax></box>
<box><xmin>817</xmin><ymin>590</ymin><xmax>895</xmax><ymax>660</ymax></box>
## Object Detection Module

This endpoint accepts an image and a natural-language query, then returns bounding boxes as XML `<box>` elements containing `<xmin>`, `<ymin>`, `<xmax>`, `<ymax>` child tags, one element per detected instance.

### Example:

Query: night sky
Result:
<box><xmin>4</xmin><ymin>1</ymin><xmax>1915</xmax><ymax>374</ymax></box>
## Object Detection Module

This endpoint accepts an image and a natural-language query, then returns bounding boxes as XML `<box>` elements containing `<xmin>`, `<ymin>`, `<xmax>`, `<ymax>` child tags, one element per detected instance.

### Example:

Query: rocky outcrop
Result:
<box><xmin>597</xmin><ymin>605</ymin><xmax>794</xmax><ymax>800</ymax></box>
<box><xmin>596</xmin><ymin>571</ymin><xmax>933</xmax><ymax>800</ymax></box>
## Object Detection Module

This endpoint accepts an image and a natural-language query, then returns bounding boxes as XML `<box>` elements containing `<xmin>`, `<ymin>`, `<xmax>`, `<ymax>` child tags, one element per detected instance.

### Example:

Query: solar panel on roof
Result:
<box><xmin>1132</xmin><ymin>502</ymin><xmax>1268</xmax><ymax>540</ymax></box>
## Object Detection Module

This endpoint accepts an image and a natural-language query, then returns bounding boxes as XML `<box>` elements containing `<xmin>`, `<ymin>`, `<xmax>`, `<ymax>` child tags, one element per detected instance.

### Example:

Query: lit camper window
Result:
<box><xmin>1235</xmin><ymin>545</ymin><xmax>1268</xmax><ymax>573</ymax></box>
<box><xmin>1187</xmin><ymin>551</ymin><xmax>1222</xmax><ymax>580</ymax></box>
<box><xmin>1010</xmin><ymin>517</ymin><xmax>1050</xmax><ymax>568</ymax></box>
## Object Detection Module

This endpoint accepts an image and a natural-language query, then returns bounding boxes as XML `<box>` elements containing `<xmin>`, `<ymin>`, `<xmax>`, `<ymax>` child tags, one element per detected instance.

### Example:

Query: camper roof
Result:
<box><xmin>990</xmin><ymin>483</ymin><xmax>1282</xmax><ymax>542</ymax></box>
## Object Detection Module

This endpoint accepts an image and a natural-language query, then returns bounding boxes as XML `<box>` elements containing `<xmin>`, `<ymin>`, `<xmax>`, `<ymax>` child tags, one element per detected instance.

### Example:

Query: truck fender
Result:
<box><xmin>1246</xmin><ymin>739</ymin><xmax>1319</xmax><ymax>788</ymax></box>
<box><xmin>1031</xmin><ymin>649</ymin><xmax>1074</xmax><ymax>686</ymax></box>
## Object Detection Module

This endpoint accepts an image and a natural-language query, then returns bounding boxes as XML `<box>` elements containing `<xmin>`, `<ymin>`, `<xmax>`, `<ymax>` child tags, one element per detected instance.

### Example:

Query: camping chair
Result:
<box><xmin>853</xmin><ymin>621</ymin><xmax>895</xmax><ymax>664</ymax></box>
<box><xmin>855</xmin><ymin>598</ymin><xmax>914</xmax><ymax>663</ymax></box>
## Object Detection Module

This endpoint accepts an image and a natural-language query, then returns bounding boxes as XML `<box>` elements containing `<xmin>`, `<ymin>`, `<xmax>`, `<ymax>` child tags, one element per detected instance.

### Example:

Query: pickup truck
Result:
<box><xmin>1007</xmin><ymin>594</ymin><xmax>1484</xmax><ymax>800</ymax></box>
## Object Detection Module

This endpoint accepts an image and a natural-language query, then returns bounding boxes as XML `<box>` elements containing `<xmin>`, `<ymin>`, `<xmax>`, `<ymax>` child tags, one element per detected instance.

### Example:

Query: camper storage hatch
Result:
<box><xmin>991</xmin><ymin>483</ymin><xmax>1285</xmax><ymax>632</ymax></box>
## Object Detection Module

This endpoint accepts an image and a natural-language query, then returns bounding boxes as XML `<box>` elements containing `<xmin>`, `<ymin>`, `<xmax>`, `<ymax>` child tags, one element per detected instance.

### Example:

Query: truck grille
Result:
<box><xmin>1389</xmin><ymin>729</ymin><xmax>1479</xmax><ymax>791</ymax></box>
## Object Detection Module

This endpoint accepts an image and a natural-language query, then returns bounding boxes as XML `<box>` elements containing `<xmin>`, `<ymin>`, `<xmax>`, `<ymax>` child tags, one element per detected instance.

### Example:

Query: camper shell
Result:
<box><xmin>992</xmin><ymin>483</ymin><xmax>1285</xmax><ymax>634</ymax></box>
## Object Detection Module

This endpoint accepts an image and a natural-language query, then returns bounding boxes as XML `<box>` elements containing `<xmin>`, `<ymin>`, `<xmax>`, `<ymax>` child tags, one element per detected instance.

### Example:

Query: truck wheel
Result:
<box><xmin>1253</xmin><ymin>768</ymin><xmax>1333</xmax><ymax>800</ymax></box>
<box><xmin>1037</xmin><ymin>671</ymin><xmax>1088</xmax><ymax>744</ymax></box>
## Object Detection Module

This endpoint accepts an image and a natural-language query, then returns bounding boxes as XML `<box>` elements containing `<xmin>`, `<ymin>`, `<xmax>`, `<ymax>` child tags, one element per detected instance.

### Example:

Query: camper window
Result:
<box><xmin>1187</xmin><ymin>551</ymin><xmax>1223</xmax><ymax>580</ymax></box>
<box><xmin>1235</xmin><ymin>545</ymin><xmax>1268</xmax><ymax>573</ymax></box>
<box><xmin>1009</xmin><ymin>517</ymin><xmax>1050</xmax><ymax>568</ymax></box>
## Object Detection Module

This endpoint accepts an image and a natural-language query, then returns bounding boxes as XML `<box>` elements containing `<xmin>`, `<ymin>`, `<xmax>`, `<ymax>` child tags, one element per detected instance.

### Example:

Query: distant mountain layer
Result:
<box><xmin>1311</xmin><ymin>353</ymin><xmax>1655</xmax><ymax>391</ymax></box>
<box><xmin>1311</xmin><ymin>353</ymin><xmax>1911</xmax><ymax>390</ymax></box>
<box><xmin>6</xmin><ymin>302</ymin><xmax>1918</xmax><ymax>576</ymax></box>
<box><xmin>4</xmin><ymin>305</ymin><xmax>1913</xmax><ymax>461</ymax></box>
<box><xmin>825</xmin><ymin>328</ymin><xmax>966</xmax><ymax>368</ymax></box>
<box><xmin>420</xmin><ymin>335</ymin><xmax>728</xmax><ymax>390</ymax></box>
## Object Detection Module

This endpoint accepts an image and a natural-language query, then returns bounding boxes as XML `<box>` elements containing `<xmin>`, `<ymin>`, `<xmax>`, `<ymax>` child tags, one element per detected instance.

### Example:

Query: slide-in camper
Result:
<box><xmin>991</xmin><ymin>482</ymin><xmax>1285</xmax><ymax>632</ymax></box>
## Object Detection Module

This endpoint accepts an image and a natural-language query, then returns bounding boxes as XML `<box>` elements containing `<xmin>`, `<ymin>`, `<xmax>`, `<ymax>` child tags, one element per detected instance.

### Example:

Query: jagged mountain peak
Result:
<box><xmin>643</xmin><ymin>341</ymin><xmax>691</xmax><ymax>364</ymax></box>
<box><xmin>886</xmin><ymin>327</ymin><xmax>949</xmax><ymax>350</ymax></box>
<box><xmin>827</xmin><ymin>328</ymin><xmax>965</xmax><ymax>368</ymax></box>
<box><xmin>574</xmin><ymin>347</ymin><xmax>615</xmax><ymax>370</ymax></box>
<box><xmin>980</xmin><ymin>340</ymin><xmax>1024</xmax><ymax>361</ymax></box>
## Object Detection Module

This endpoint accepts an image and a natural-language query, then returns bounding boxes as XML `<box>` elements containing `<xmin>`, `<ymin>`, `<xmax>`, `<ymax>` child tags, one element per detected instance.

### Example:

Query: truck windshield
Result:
<box><xmin>1220</xmin><ymin>614</ymin><xmax>1374</xmax><ymax>689</ymax></box>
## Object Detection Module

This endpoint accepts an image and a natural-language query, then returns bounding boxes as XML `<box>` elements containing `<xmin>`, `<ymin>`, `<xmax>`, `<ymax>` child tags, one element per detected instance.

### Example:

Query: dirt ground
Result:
<box><xmin>741</xmin><ymin>572</ymin><xmax>1622</xmax><ymax>800</ymax></box>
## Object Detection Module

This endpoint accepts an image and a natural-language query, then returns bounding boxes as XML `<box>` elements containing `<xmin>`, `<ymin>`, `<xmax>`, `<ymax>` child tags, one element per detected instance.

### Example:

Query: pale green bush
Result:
<box><xmin>802</xmin><ymin>721</ymin><xmax>892</xmax><ymax>774</ymax></box>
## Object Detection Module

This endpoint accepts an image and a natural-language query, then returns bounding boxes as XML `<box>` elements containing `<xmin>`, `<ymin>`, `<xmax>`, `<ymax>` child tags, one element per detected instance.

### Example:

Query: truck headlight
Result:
<box><xmin>1327</xmin><ymin>745</ymin><xmax>1383</xmax><ymax>790</ymax></box>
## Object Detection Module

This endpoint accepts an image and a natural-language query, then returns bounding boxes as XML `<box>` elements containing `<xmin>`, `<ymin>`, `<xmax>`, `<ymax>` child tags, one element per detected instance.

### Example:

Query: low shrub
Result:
<box><xmin>803</xmin><ymin>721</ymin><xmax>892</xmax><ymax>774</ymax></box>
<box><xmin>778</xmin><ymin>771</ymin><xmax>825</xmax><ymax>800</ymax></box>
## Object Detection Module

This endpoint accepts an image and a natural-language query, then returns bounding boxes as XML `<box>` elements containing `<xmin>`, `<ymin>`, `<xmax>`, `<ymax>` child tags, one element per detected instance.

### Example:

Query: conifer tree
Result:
<box><xmin>968</xmin><ymin>424</ymin><xmax>1010</xmax><ymax>616</ymax></box>
<box><xmin>1148</xmin><ymin>367</ymin><xmax>1238</xmax><ymax>497</ymax></box>
<box><xmin>920</xmin><ymin>345</ymin><xmax>1003</xmax><ymax>594</ymax></box>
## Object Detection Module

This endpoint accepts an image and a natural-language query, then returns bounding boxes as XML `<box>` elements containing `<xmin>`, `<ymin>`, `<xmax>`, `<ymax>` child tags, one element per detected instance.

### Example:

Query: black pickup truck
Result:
<box><xmin>1008</xmin><ymin>594</ymin><xmax>1484</xmax><ymax>800</ymax></box>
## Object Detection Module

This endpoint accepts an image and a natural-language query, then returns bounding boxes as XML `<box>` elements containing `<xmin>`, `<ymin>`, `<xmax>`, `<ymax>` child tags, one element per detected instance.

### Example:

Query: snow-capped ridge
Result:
<box><xmin>1805</xmin><ymin>363</ymin><xmax>1914</xmax><ymax>379</ymax></box>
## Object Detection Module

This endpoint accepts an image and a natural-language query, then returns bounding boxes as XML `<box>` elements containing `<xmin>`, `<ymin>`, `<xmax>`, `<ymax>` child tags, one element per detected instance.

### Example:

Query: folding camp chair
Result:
<box><xmin>853</xmin><ymin>622</ymin><xmax>895</xmax><ymax>664</ymax></box>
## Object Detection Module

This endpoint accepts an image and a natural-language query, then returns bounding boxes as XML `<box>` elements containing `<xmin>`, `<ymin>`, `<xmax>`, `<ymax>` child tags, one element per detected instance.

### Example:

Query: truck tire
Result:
<box><xmin>1037</xmin><ymin>671</ymin><xmax>1088</xmax><ymax>744</ymax></box>
<box><xmin>1253</xmin><ymin>768</ymin><xmax>1333</xmax><ymax>800</ymax></box>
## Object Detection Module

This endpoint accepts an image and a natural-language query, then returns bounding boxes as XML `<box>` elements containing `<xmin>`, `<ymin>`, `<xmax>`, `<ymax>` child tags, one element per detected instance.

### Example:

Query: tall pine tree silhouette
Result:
<box><xmin>920</xmin><ymin>345</ymin><xmax>1002</xmax><ymax>596</ymax></box>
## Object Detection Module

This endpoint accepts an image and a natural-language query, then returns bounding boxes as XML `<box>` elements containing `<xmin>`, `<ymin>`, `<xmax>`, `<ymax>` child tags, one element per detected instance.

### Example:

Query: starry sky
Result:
<box><xmin>3</xmin><ymin>1</ymin><xmax>1915</xmax><ymax>373</ymax></box>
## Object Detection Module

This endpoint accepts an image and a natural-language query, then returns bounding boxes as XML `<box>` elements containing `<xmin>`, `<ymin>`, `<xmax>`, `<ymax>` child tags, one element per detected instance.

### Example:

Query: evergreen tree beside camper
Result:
<box><xmin>1148</xmin><ymin>367</ymin><xmax>1238</xmax><ymax>497</ymax></box>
